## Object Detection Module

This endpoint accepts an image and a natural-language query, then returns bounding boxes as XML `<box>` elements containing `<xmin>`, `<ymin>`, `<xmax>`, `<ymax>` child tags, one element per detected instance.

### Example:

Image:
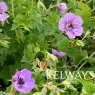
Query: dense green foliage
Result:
<box><xmin>1</xmin><ymin>0</ymin><xmax>95</xmax><ymax>95</ymax></box>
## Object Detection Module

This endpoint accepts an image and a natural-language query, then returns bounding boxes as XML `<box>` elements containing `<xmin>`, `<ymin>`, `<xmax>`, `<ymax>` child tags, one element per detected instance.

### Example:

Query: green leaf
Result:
<box><xmin>0</xmin><ymin>40</ymin><xmax>10</xmax><ymax>48</ymax></box>
<box><xmin>42</xmin><ymin>87</ymin><xmax>47</xmax><ymax>95</ymax></box>
<box><xmin>46</xmin><ymin>52</ymin><xmax>58</xmax><ymax>68</ymax></box>
<box><xmin>54</xmin><ymin>36</ymin><xmax>69</xmax><ymax>51</ymax></box>
<box><xmin>75</xmin><ymin>2</ymin><xmax>91</xmax><ymax>30</ymax></box>
<box><xmin>32</xmin><ymin>92</ymin><xmax>42</xmax><ymax>95</ymax></box>
<box><xmin>87</xmin><ymin>57</ymin><xmax>95</xmax><ymax>64</ymax></box>
<box><xmin>21</xmin><ymin>44</ymin><xmax>36</xmax><ymax>63</ymax></box>
<box><xmin>67</xmin><ymin>47</ymin><xmax>88</xmax><ymax>64</ymax></box>
<box><xmin>78</xmin><ymin>79</ymin><xmax>95</xmax><ymax>95</ymax></box>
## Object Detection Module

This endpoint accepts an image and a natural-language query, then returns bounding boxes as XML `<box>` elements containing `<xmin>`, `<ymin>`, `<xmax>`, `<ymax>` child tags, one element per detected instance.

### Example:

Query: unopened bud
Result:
<box><xmin>58</xmin><ymin>3</ymin><xmax>67</xmax><ymax>14</ymax></box>
<box><xmin>85</xmin><ymin>31</ymin><xmax>90</xmax><ymax>36</ymax></box>
<box><xmin>76</xmin><ymin>40</ymin><xmax>85</xmax><ymax>47</ymax></box>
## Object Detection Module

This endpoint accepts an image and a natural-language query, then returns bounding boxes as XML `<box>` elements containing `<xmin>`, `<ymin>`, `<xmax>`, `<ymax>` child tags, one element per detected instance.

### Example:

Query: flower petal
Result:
<box><xmin>13</xmin><ymin>83</ymin><xmax>32</xmax><ymax>94</ymax></box>
<box><xmin>73</xmin><ymin>27</ymin><xmax>84</xmax><ymax>36</ymax></box>
<box><xmin>66</xmin><ymin>30</ymin><xmax>76</xmax><ymax>39</ymax></box>
<box><xmin>19</xmin><ymin>69</ymin><xmax>32</xmax><ymax>79</ymax></box>
<box><xmin>72</xmin><ymin>16</ymin><xmax>83</xmax><ymax>27</ymax></box>
<box><xmin>59</xmin><ymin>18</ymin><xmax>65</xmax><ymax>32</ymax></box>
<box><xmin>63</xmin><ymin>12</ymin><xmax>75</xmax><ymax>23</ymax></box>
<box><xmin>12</xmin><ymin>81</ymin><xmax>24</xmax><ymax>93</ymax></box>
<box><xmin>18</xmin><ymin>78</ymin><xmax>35</xmax><ymax>94</ymax></box>
<box><xmin>24</xmin><ymin>78</ymin><xmax>35</xmax><ymax>90</ymax></box>
<box><xmin>13</xmin><ymin>71</ymin><xmax>20</xmax><ymax>80</ymax></box>
<box><xmin>57</xmin><ymin>52</ymin><xmax>66</xmax><ymax>57</ymax></box>
<box><xmin>0</xmin><ymin>13</ymin><xmax>7</xmax><ymax>21</ymax></box>
<box><xmin>52</xmin><ymin>48</ymin><xmax>58</xmax><ymax>56</ymax></box>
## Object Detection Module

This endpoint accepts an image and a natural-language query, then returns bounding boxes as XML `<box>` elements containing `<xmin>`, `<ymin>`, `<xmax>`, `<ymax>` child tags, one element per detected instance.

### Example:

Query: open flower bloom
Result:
<box><xmin>12</xmin><ymin>69</ymin><xmax>35</xmax><ymax>94</ymax></box>
<box><xmin>52</xmin><ymin>48</ymin><xmax>66</xmax><ymax>57</ymax></box>
<box><xmin>0</xmin><ymin>2</ymin><xmax>7</xmax><ymax>21</ymax></box>
<box><xmin>58</xmin><ymin>3</ymin><xmax>67</xmax><ymax>14</ymax></box>
<box><xmin>59</xmin><ymin>13</ymin><xmax>83</xmax><ymax>39</ymax></box>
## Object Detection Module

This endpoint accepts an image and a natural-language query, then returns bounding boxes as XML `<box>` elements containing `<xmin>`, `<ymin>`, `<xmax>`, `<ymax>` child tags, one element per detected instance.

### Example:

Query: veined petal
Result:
<box><xmin>19</xmin><ymin>69</ymin><xmax>32</xmax><ymax>79</ymax></box>
<box><xmin>66</xmin><ymin>30</ymin><xmax>76</xmax><ymax>39</ymax></box>
<box><xmin>73</xmin><ymin>27</ymin><xmax>84</xmax><ymax>36</ymax></box>
<box><xmin>0</xmin><ymin>13</ymin><xmax>7</xmax><ymax>21</ymax></box>
<box><xmin>13</xmin><ymin>71</ymin><xmax>20</xmax><ymax>80</ymax></box>
<box><xmin>72</xmin><ymin>16</ymin><xmax>83</xmax><ymax>27</ymax></box>
<box><xmin>59</xmin><ymin>18</ymin><xmax>65</xmax><ymax>32</ymax></box>
<box><xmin>63</xmin><ymin>12</ymin><xmax>75</xmax><ymax>23</ymax></box>
<box><xmin>24</xmin><ymin>78</ymin><xmax>35</xmax><ymax>90</ymax></box>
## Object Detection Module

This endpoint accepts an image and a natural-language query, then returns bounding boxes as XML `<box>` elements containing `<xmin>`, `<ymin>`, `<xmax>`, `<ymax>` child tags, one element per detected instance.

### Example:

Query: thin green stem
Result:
<box><xmin>91</xmin><ymin>7</ymin><xmax>95</xmax><ymax>12</ymax></box>
<box><xmin>90</xmin><ymin>51</ymin><xmax>95</xmax><ymax>57</ymax></box>
<box><xmin>78</xmin><ymin>57</ymin><xmax>88</xmax><ymax>66</ymax></box>
<box><xmin>81</xmin><ymin>35</ymin><xmax>86</xmax><ymax>41</ymax></box>
<box><xmin>77</xmin><ymin>60</ymin><xmax>87</xmax><ymax>71</ymax></box>
<box><xmin>73</xmin><ymin>0</ymin><xmax>77</xmax><ymax>10</ymax></box>
<box><xmin>11</xmin><ymin>0</ymin><xmax>14</xmax><ymax>17</ymax></box>
<box><xmin>86</xmin><ymin>0</ymin><xmax>92</xmax><ymax>4</ymax></box>
<box><xmin>77</xmin><ymin>51</ymin><xmax>95</xmax><ymax>71</ymax></box>
<box><xmin>49</xmin><ymin>5</ymin><xmax>57</xmax><ymax>10</ymax></box>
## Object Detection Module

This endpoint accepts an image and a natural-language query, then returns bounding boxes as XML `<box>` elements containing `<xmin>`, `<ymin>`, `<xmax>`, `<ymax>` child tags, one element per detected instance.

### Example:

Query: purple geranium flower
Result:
<box><xmin>57</xmin><ymin>52</ymin><xmax>66</xmax><ymax>57</ymax></box>
<box><xmin>12</xmin><ymin>69</ymin><xmax>35</xmax><ymax>94</ymax></box>
<box><xmin>0</xmin><ymin>2</ymin><xmax>7</xmax><ymax>12</ymax></box>
<box><xmin>59</xmin><ymin>13</ymin><xmax>83</xmax><ymax>39</ymax></box>
<box><xmin>0</xmin><ymin>2</ymin><xmax>7</xmax><ymax>21</ymax></box>
<box><xmin>58</xmin><ymin>3</ymin><xmax>67</xmax><ymax>14</ymax></box>
<box><xmin>52</xmin><ymin>48</ymin><xmax>66</xmax><ymax>57</ymax></box>
<box><xmin>52</xmin><ymin>48</ymin><xmax>58</xmax><ymax>56</ymax></box>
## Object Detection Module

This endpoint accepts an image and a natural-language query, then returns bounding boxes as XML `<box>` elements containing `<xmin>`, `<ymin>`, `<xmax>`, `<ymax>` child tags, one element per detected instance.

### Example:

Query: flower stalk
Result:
<box><xmin>11</xmin><ymin>0</ymin><xmax>14</xmax><ymax>17</ymax></box>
